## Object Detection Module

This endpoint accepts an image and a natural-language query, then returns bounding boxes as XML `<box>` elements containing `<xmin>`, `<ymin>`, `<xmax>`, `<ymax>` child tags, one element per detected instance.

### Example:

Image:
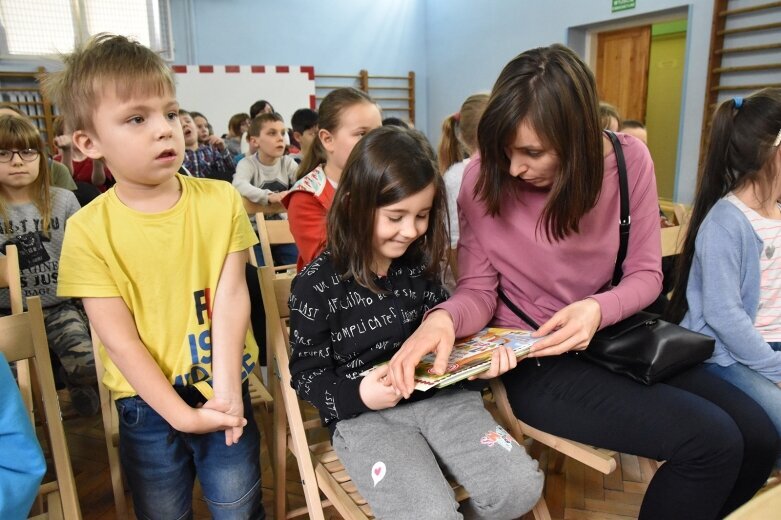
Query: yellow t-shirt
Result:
<box><xmin>57</xmin><ymin>175</ymin><xmax>259</xmax><ymax>399</ymax></box>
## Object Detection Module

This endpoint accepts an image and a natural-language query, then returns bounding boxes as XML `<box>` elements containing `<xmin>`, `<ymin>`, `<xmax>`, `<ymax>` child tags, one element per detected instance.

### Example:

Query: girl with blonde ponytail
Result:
<box><xmin>438</xmin><ymin>94</ymin><xmax>488</xmax><ymax>247</ymax></box>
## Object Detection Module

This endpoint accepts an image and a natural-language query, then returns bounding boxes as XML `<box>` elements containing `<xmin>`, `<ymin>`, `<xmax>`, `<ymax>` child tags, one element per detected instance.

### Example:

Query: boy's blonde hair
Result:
<box><xmin>40</xmin><ymin>33</ymin><xmax>175</xmax><ymax>133</ymax></box>
<box><xmin>0</xmin><ymin>116</ymin><xmax>52</xmax><ymax>236</ymax></box>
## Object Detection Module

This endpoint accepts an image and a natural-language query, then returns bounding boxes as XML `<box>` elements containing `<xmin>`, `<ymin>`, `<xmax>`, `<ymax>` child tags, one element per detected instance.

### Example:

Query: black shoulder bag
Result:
<box><xmin>498</xmin><ymin>131</ymin><xmax>714</xmax><ymax>385</ymax></box>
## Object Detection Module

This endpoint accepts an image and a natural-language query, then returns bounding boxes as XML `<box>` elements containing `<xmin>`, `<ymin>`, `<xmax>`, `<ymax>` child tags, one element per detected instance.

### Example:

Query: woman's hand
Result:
<box><xmin>388</xmin><ymin>310</ymin><xmax>455</xmax><ymax>399</ymax></box>
<box><xmin>359</xmin><ymin>365</ymin><xmax>402</xmax><ymax>410</ymax></box>
<box><xmin>529</xmin><ymin>298</ymin><xmax>602</xmax><ymax>357</ymax></box>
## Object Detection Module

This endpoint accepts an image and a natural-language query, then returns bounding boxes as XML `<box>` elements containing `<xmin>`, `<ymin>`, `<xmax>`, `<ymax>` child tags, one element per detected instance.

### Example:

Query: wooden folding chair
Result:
<box><xmin>254</xmin><ymin>212</ymin><xmax>296</xmax><ymax>270</ymax></box>
<box><xmin>672</xmin><ymin>203</ymin><xmax>692</xmax><ymax>227</ymax></box>
<box><xmin>1</xmin><ymin>296</ymin><xmax>82</xmax><ymax>519</ymax></box>
<box><xmin>260</xmin><ymin>267</ymin><xmax>560</xmax><ymax>520</ymax></box>
<box><xmin>661</xmin><ymin>223</ymin><xmax>687</xmax><ymax>258</ymax></box>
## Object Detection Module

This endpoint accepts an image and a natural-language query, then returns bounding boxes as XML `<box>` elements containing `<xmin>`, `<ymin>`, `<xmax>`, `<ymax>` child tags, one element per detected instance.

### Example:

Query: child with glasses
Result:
<box><xmin>0</xmin><ymin>115</ymin><xmax>99</xmax><ymax>416</ymax></box>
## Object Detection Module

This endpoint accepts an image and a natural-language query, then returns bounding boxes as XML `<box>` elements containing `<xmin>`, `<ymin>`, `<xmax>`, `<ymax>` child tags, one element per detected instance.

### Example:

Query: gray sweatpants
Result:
<box><xmin>332</xmin><ymin>388</ymin><xmax>544</xmax><ymax>520</ymax></box>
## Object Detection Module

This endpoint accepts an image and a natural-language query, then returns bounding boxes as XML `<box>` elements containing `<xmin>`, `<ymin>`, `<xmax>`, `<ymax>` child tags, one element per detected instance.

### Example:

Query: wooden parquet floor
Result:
<box><xmin>55</xmin><ymin>389</ymin><xmax>654</xmax><ymax>520</ymax></box>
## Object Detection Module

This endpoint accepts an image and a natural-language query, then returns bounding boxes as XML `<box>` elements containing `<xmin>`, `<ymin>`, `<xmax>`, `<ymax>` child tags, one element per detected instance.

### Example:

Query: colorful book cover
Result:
<box><xmin>411</xmin><ymin>328</ymin><xmax>539</xmax><ymax>391</ymax></box>
<box><xmin>362</xmin><ymin>328</ymin><xmax>540</xmax><ymax>392</ymax></box>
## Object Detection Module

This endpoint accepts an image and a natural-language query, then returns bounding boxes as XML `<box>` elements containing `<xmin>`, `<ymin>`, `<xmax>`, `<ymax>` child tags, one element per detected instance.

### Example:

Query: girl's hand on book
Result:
<box><xmin>470</xmin><ymin>346</ymin><xmax>519</xmax><ymax>380</ymax></box>
<box><xmin>360</xmin><ymin>365</ymin><xmax>402</xmax><ymax>410</ymax></box>
<box><xmin>529</xmin><ymin>298</ymin><xmax>601</xmax><ymax>357</ymax></box>
<box><xmin>389</xmin><ymin>310</ymin><xmax>455</xmax><ymax>399</ymax></box>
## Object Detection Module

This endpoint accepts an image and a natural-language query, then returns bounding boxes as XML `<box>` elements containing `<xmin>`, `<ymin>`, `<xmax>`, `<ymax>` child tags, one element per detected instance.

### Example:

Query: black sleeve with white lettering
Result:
<box><xmin>288</xmin><ymin>255</ymin><xmax>371</xmax><ymax>425</ymax></box>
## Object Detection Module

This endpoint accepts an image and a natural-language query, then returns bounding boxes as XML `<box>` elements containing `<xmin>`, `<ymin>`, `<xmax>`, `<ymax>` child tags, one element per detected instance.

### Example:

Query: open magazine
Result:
<box><xmin>363</xmin><ymin>328</ymin><xmax>542</xmax><ymax>392</ymax></box>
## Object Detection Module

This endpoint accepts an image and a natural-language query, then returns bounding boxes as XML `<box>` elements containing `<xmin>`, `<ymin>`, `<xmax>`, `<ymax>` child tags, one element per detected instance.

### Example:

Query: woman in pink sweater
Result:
<box><xmin>388</xmin><ymin>44</ymin><xmax>776</xmax><ymax>519</ymax></box>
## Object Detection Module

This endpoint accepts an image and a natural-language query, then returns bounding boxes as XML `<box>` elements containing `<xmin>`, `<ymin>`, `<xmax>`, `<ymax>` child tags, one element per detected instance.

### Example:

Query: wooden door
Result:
<box><xmin>596</xmin><ymin>26</ymin><xmax>652</xmax><ymax>122</ymax></box>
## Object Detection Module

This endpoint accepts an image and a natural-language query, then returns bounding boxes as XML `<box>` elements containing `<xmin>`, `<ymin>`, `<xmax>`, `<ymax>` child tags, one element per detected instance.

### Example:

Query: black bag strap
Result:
<box><xmin>498</xmin><ymin>289</ymin><xmax>540</xmax><ymax>330</ymax></box>
<box><xmin>604</xmin><ymin>130</ymin><xmax>630</xmax><ymax>286</ymax></box>
<box><xmin>498</xmin><ymin>131</ymin><xmax>629</xmax><ymax>327</ymax></box>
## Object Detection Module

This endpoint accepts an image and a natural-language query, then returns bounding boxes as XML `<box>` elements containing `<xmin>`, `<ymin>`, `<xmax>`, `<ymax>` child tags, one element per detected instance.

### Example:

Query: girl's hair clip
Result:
<box><xmin>452</xmin><ymin>112</ymin><xmax>461</xmax><ymax>122</ymax></box>
<box><xmin>733</xmin><ymin>97</ymin><xmax>743</xmax><ymax>109</ymax></box>
<box><xmin>774</xmin><ymin>128</ymin><xmax>781</xmax><ymax>147</ymax></box>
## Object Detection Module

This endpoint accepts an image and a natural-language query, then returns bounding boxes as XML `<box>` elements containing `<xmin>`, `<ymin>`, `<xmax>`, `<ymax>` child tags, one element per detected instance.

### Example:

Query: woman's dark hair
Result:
<box><xmin>476</xmin><ymin>43</ymin><xmax>604</xmax><ymax>241</ymax></box>
<box><xmin>327</xmin><ymin>126</ymin><xmax>448</xmax><ymax>293</ymax></box>
<box><xmin>666</xmin><ymin>88</ymin><xmax>781</xmax><ymax>323</ymax></box>
<box><xmin>249</xmin><ymin>100</ymin><xmax>274</xmax><ymax>119</ymax></box>
<box><xmin>296</xmin><ymin>87</ymin><xmax>376</xmax><ymax>180</ymax></box>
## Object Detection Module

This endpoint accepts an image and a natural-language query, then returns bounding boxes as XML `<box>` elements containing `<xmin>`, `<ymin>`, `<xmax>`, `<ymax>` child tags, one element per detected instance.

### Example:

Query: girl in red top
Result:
<box><xmin>283</xmin><ymin>88</ymin><xmax>382</xmax><ymax>271</ymax></box>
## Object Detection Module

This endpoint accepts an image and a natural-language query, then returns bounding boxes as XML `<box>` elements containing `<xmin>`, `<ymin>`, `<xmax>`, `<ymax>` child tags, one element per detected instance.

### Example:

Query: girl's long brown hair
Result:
<box><xmin>327</xmin><ymin>126</ymin><xmax>448</xmax><ymax>293</ymax></box>
<box><xmin>0</xmin><ymin>115</ymin><xmax>53</xmax><ymax>236</ymax></box>
<box><xmin>476</xmin><ymin>44</ymin><xmax>604</xmax><ymax>242</ymax></box>
<box><xmin>296</xmin><ymin>87</ymin><xmax>376</xmax><ymax>180</ymax></box>
<box><xmin>666</xmin><ymin>88</ymin><xmax>781</xmax><ymax>323</ymax></box>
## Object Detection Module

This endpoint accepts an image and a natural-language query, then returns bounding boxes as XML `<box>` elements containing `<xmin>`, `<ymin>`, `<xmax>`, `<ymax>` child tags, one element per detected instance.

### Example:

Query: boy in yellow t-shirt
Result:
<box><xmin>42</xmin><ymin>34</ymin><xmax>264</xmax><ymax>519</ymax></box>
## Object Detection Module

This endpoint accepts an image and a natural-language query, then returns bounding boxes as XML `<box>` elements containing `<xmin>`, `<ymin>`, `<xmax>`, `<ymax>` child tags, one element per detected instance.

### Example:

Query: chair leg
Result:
<box><xmin>531</xmin><ymin>496</ymin><xmax>553</xmax><ymax>520</ymax></box>
<box><xmin>273</xmin><ymin>378</ymin><xmax>288</xmax><ymax>520</ymax></box>
<box><xmin>108</xmin><ymin>441</ymin><xmax>129</xmax><ymax>520</ymax></box>
<box><xmin>551</xmin><ymin>449</ymin><xmax>566</xmax><ymax>474</ymax></box>
<box><xmin>257</xmin><ymin>403</ymin><xmax>275</xmax><ymax>482</ymax></box>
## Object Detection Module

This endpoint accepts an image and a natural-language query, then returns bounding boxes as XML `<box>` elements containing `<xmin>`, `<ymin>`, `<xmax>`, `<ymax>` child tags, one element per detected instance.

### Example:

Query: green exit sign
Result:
<box><xmin>612</xmin><ymin>0</ymin><xmax>636</xmax><ymax>12</ymax></box>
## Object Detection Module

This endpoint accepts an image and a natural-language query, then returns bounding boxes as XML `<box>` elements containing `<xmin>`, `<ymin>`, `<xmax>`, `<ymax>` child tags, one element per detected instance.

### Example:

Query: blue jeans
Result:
<box><xmin>251</xmin><ymin>243</ymin><xmax>298</xmax><ymax>267</ymax></box>
<box><xmin>704</xmin><ymin>342</ymin><xmax>781</xmax><ymax>469</ymax></box>
<box><xmin>116</xmin><ymin>385</ymin><xmax>264</xmax><ymax>520</ymax></box>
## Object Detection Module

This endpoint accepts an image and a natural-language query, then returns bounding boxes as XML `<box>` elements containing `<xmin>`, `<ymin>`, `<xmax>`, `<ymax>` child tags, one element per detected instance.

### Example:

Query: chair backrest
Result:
<box><xmin>242</xmin><ymin>196</ymin><xmax>286</xmax><ymax>216</ymax></box>
<box><xmin>255</xmin><ymin>213</ymin><xmax>296</xmax><ymax>269</ymax></box>
<box><xmin>241</xmin><ymin>196</ymin><xmax>290</xmax><ymax>267</ymax></box>
<box><xmin>673</xmin><ymin>203</ymin><xmax>692</xmax><ymax>227</ymax></box>
<box><xmin>661</xmin><ymin>224</ymin><xmax>687</xmax><ymax>258</ymax></box>
<box><xmin>0</xmin><ymin>244</ymin><xmax>23</xmax><ymax>314</ymax></box>
<box><xmin>0</xmin><ymin>296</ymin><xmax>82</xmax><ymax>519</ymax></box>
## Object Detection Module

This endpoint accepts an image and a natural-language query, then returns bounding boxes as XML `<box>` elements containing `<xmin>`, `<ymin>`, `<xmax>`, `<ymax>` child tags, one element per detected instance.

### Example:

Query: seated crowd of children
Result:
<box><xmin>1</xmin><ymin>32</ymin><xmax>780</xmax><ymax>520</ymax></box>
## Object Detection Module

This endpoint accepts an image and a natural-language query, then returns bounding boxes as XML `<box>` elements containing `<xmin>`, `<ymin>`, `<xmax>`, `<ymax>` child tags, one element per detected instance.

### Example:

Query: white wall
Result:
<box><xmin>7</xmin><ymin>0</ymin><xmax>779</xmax><ymax>203</ymax></box>
<box><xmin>169</xmin><ymin>0</ymin><xmax>429</xmax><ymax>133</ymax></box>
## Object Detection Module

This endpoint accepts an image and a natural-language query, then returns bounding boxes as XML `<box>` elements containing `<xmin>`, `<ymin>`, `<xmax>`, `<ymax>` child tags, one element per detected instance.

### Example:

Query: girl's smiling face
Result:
<box><xmin>371</xmin><ymin>183</ymin><xmax>435</xmax><ymax>275</ymax></box>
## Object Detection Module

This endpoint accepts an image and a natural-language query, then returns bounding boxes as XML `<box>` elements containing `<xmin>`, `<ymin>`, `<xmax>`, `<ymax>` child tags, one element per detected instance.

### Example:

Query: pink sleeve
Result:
<box><xmin>589</xmin><ymin>138</ymin><xmax>663</xmax><ymax>326</ymax></box>
<box><xmin>433</xmin><ymin>160</ymin><xmax>497</xmax><ymax>337</ymax></box>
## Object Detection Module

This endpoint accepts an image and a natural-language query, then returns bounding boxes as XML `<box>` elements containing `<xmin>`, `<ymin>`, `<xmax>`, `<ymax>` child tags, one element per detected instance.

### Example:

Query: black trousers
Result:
<box><xmin>502</xmin><ymin>355</ymin><xmax>778</xmax><ymax>520</ymax></box>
